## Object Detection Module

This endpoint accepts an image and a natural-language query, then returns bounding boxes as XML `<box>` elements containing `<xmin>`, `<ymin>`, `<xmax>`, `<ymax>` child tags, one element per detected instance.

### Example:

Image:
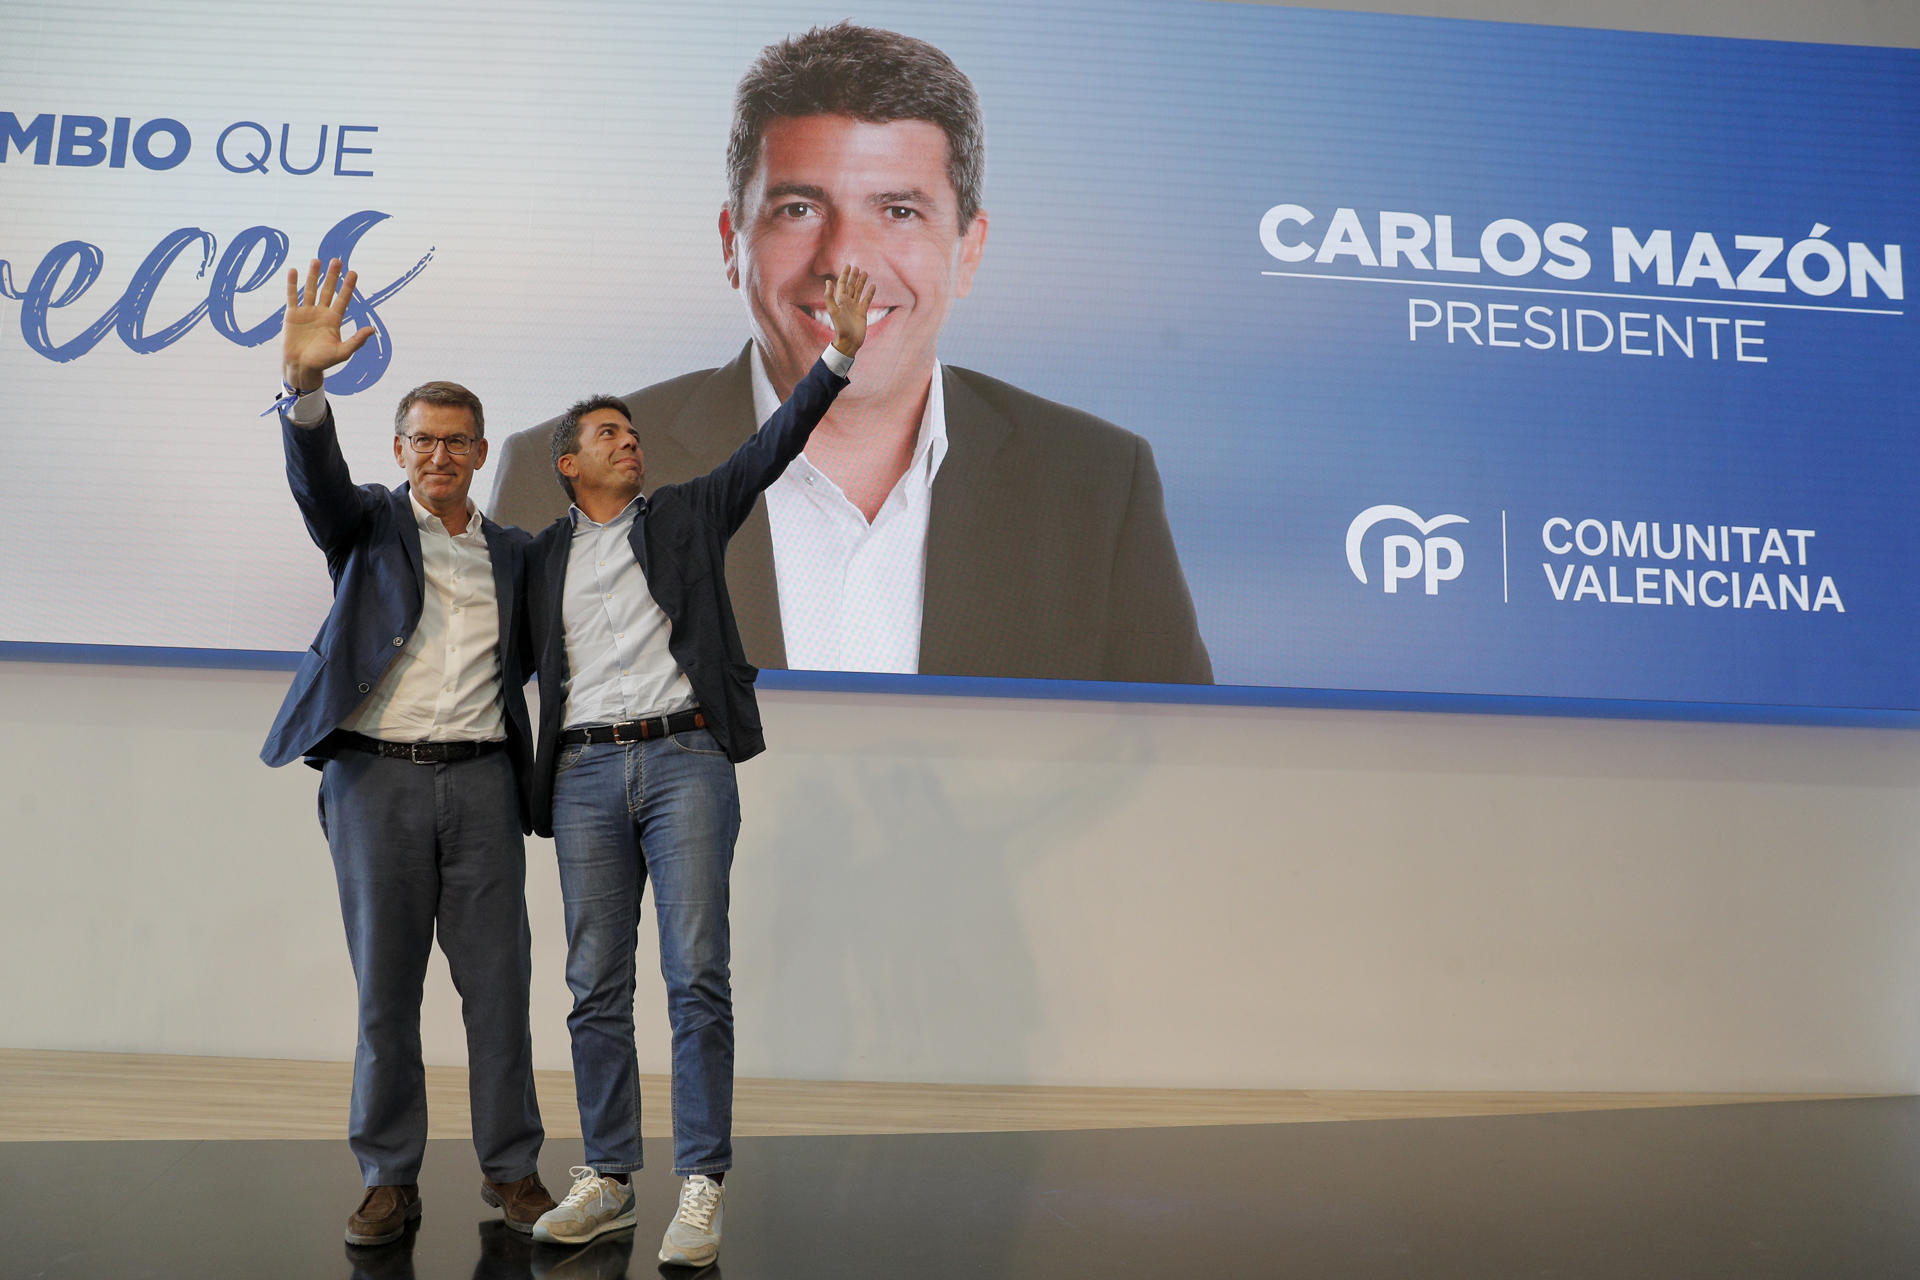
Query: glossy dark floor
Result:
<box><xmin>7</xmin><ymin>1097</ymin><xmax>1920</xmax><ymax>1278</ymax></box>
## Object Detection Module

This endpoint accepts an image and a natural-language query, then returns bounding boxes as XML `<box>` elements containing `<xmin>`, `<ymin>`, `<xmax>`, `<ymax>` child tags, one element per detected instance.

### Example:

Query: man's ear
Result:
<box><xmin>470</xmin><ymin>437</ymin><xmax>489</xmax><ymax>471</ymax></box>
<box><xmin>954</xmin><ymin>210</ymin><xmax>989</xmax><ymax>299</ymax></box>
<box><xmin>720</xmin><ymin>206</ymin><xmax>741</xmax><ymax>290</ymax></box>
<box><xmin>557</xmin><ymin>452</ymin><xmax>580</xmax><ymax>481</ymax></box>
<box><xmin>393</xmin><ymin>434</ymin><xmax>406</xmax><ymax>469</ymax></box>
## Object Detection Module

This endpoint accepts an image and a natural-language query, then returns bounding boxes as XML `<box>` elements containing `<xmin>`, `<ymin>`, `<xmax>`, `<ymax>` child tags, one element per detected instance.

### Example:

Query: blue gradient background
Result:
<box><xmin>937</xmin><ymin>3</ymin><xmax>1918</xmax><ymax>711</ymax></box>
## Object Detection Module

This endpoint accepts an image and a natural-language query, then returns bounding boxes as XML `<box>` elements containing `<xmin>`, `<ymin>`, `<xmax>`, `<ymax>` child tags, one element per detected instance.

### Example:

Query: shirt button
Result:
<box><xmin>453</xmin><ymin>607</ymin><xmax>461</xmax><ymax>614</ymax></box>
<box><xmin>616</xmin><ymin>633</ymin><xmax>624</xmax><ymax>639</ymax></box>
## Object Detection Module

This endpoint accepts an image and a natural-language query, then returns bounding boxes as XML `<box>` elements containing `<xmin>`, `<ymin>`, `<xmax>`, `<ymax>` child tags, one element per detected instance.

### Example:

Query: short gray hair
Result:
<box><xmin>392</xmin><ymin>381</ymin><xmax>484</xmax><ymax>437</ymax></box>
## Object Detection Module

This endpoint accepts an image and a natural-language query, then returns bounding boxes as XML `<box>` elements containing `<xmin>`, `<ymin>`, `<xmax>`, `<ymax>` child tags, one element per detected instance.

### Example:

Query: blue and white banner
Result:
<box><xmin>1</xmin><ymin>1</ymin><xmax>1913</xmax><ymax>720</ymax></box>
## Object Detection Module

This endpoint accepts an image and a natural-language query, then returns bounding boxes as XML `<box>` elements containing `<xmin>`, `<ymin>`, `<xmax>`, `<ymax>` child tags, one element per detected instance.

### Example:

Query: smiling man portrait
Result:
<box><xmin>492</xmin><ymin>21</ymin><xmax>1211</xmax><ymax>685</ymax></box>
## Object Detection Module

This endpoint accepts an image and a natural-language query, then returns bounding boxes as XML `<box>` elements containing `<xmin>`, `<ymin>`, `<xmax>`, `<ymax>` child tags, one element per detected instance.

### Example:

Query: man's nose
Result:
<box><xmin>810</xmin><ymin>212</ymin><xmax>872</xmax><ymax>280</ymax></box>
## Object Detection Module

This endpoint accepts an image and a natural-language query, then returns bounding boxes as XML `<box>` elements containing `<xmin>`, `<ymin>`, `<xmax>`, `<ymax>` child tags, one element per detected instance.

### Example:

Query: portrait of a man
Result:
<box><xmin>492</xmin><ymin>22</ymin><xmax>1211</xmax><ymax>684</ymax></box>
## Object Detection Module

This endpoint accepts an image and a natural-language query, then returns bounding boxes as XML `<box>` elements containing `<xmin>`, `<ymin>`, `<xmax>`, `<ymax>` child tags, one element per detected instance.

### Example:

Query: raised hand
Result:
<box><xmin>282</xmin><ymin>258</ymin><xmax>377</xmax><ymax>392</ymax></box>
<box><xmin>823</xmin><ymin>264</ymin><xmax>876</xmax><ymax>358</ymax></box>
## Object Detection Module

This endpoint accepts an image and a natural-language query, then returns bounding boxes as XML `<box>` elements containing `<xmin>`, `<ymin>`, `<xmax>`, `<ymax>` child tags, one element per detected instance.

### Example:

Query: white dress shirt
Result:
<box><xmin>752</xmin><ymin>346</ymin><xmax>945</xmax><ymax>674</ymax></box>
<box><xmin>289</xmin><ymin>389</ymin><xmax>506</xmax><ymax>743</ymax></box>
<box><xmin>559</xmin><ymin>494</ymin><xmax>697</xmax><ymax>728</ymax></box>
<box><xmin>562</xmin><ymin>344</ymin><xmax>859</xmax><ymax>721</ymax></box>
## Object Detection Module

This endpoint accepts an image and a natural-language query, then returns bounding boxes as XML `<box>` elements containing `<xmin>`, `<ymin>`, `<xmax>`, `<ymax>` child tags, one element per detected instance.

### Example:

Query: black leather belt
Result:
<box><xmin>333</xmin><ymin>732</ymin><xmax>505</xmax><ymax>764</ymax></box>
<box><xmin>561</xmin><ymin>709</ymin><xmax>707</xmax><ymax>746</ymax></box>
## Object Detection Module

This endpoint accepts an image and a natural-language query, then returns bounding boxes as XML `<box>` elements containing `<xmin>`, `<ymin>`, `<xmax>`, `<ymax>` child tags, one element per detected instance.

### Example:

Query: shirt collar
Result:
<box><xmin>569</xmin><ymin>491</ymin><xmax>647</xmax><ymax>531</ymax></box>
<box><xmin>748</xmin><ymin>344</ymin><xmax>949</xmax><ymax>487</ymax></box>
<box><xmin>407</xmin><ymin>489</ymin><xmax>483</xmax><ymax>537</ymax></box>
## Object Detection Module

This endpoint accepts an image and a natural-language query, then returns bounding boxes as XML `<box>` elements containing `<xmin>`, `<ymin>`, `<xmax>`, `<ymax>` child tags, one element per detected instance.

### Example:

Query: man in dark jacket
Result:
<box><xmin>263</xmin><ymin>258</ymin><xmax>553</xmax><ymax>1246</ymax></box>
<box><xmin>526</xmin><ymin>265</ymin><xmax>871</xmax><ymax>1266</ymax></box>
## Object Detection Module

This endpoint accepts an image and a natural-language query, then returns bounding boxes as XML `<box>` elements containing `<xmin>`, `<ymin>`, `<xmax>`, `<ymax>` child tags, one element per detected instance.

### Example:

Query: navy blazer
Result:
<box><xmin>524</xmin><ymin>356</ymin><xmax>848</xmax><ymax>838</ymax></box>
<box><xmin>261</xmin><ymin>408</ymin><xmax>535</xmax><ymax>830</ymax></box>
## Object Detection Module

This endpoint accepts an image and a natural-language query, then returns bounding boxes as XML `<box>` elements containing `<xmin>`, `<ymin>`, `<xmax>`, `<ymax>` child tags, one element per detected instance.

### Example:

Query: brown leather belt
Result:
<box><xmin>561</xmin><ymin>709</ymin><xmax>707</xmax><ymax>746</ymax></box>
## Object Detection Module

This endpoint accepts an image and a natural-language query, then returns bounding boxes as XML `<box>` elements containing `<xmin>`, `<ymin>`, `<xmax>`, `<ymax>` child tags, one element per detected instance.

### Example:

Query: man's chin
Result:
<box><xmin>767</xmin><ymin>335</ymin><xmax>855</xmax><ymax>385</ymax></box>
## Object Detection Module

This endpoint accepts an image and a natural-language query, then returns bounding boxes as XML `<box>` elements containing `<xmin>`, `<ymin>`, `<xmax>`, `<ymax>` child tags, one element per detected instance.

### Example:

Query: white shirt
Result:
<box><xmin>289</xmin><ymin>389</ymin><xmax>506</xmax><ymax>743</ymax></box>
<box><xmin>753</xmin><ymin>346</ymin><xmax>946</xmax><ymax>674</ymax></box>
<box><xmin>562</xmin><ymin>343</ymin><xmax>858</xmax><ymax>722</ymax></box>
<box><xmin>560</xmin><ymin>494</ymin><xmax>697</xmax><ymax>728</ymax></box>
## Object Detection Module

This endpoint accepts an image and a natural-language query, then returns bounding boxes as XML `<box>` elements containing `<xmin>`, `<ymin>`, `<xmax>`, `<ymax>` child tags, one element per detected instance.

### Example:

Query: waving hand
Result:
<box><xmin>282</xmin><ymin>257</ymin><xmax>377</xmax><ymax>392</ymax></box>
<box><xmin>824</xmin><ymin>264</ymin><xmax>876</xmax><ymax>358</ymax></box>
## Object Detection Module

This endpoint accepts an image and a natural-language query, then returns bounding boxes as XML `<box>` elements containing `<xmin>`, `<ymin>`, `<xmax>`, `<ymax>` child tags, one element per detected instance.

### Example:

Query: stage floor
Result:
<box><xmin>7</xmin><ymin>1097</ymin><xmax>1919</xmax><ymax>1278</ymax></box>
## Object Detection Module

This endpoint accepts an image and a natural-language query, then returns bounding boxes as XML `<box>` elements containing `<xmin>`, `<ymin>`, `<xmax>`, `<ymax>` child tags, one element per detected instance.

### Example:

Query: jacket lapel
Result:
<box><xmin>481</xmin><ymin>516</ymin><xmax>515</xmax><ymax>642</ymax></box>
<box><xmin>920</xmin><ymin>368</ymin><xmax>1019</xmax><ymax>674</ymax></box>
<box><xmin>393</xmin><ymin>485</ymin><xmax>425</xmax><ymax>590</ymax></box>
<box><xmin>625</xmin><ymin>500</ymin><xmax>652</xmax><ymax>581</ymax></box>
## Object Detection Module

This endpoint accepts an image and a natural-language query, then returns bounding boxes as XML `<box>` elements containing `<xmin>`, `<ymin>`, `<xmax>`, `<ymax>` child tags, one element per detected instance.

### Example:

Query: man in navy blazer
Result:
<box><xmin>262</xmin><ymin>259</ymin><xmax>553</xmax><ymax>1246</ymax></box>
<box><xmin>523</xmin><ymin>266</ymin><xmax>872</xmax><ymax>1265</ymax></box>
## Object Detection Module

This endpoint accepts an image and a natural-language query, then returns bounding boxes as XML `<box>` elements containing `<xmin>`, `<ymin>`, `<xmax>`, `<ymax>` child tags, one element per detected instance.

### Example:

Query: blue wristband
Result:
<box><xmin>262</xmin><ymin>381</ymin><xmax>313</xmax><ymax>418</ymax></box>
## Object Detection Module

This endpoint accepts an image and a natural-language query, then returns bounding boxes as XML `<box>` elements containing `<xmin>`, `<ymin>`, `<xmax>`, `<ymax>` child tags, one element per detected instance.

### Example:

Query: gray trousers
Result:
<box><xmin>319</xmin><ymin>748</ymin><xmax>543</xmax><ymax>1186</ymax></box>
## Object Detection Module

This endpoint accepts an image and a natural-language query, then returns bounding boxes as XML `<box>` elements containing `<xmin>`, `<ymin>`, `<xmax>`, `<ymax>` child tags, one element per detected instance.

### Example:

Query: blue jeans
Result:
<box><xmin>319</xmin><ymin>748</ymin><xmax>543</xmax><ymax>1186</ymax></box>
<box><xmin>551</xmin><ymin>729</ymin><xmax>740</xmax><ymax>1176</ymax></box>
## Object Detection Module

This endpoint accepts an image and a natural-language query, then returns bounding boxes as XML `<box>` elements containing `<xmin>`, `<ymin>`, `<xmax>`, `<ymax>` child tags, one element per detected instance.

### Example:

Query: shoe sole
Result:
<box><xmin>659</xmin><ymin>1241</ymin><xmax>719</xmax><ymax>1267</ymax></box>
<box><xmin>531</xmin><ymin>1208</ymin><xmax>638</xmax><ymax>1246</ymax></box>
<box><xmin>479</xmin><ymin>1183</ymin><xmax>543</xmax><ymax>1234</ymax></box>
<box><xmin>344</xmin><ymin>1195</ymin><xmax>422</xmax><ymax>1246</ymax></box>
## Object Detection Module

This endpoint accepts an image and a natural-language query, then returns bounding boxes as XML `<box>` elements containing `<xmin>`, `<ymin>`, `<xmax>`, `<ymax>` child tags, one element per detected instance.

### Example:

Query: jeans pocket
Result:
<box><xmin>668</xmin><ymin>729</ymin><xmax>726</xmax><ymax>757</ymax></box>
<box><xmin>554</xmin><ymin>743</ymin><xmax>590</xmax><ymax>774</ymax></box>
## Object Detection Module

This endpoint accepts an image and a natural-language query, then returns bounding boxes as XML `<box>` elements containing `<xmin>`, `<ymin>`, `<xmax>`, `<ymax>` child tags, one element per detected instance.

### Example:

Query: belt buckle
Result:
<box><xmin>409</xmin><ymin>742</ymin><xmax>434</xmax><ymax>764</ymax></box>
<box><xmin>610</xmin><ymin>721</ymin><xmax>637</xmax><ymax>746</ymax></box>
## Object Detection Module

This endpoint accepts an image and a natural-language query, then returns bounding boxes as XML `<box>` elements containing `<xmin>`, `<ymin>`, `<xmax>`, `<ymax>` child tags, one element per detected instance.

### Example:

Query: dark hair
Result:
<box><xmin>392</xmin><ymin>381</ymin><xmax>484</xmax><ymax>437</ymax></box>
<box><xmin>728</xmin><ymin>22</ymin><xmax>984</xmax><ymax>233</ymax></box>
<box><xmin>550</xmin><ymin>395</ymin><xmax>633</xmax><ymax>501</ymax></box>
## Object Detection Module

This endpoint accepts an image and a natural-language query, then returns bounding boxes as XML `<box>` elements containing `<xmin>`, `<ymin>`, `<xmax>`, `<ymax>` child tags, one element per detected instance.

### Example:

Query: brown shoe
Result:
<box><xmin>345</xmin><ymin>1183</ymin><xmax>421</xmax><ymax>1246</ymax></box>
<box><xmin>482</xmin><ymin>1171</ymin><xmax>558</xmax><ymax>1233</ymax></box>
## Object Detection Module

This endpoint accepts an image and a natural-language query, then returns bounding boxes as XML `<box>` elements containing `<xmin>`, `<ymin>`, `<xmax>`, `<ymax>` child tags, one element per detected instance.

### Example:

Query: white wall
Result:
<box><xmin>4</xmin><ymin>658</ymin><xmax>1919</xmax><ymax>1091</ymax></box>
<box><xmin>4</xmin><ymin>0</ymin><xmax>1918</xmax><ymax>1092</ymax></box>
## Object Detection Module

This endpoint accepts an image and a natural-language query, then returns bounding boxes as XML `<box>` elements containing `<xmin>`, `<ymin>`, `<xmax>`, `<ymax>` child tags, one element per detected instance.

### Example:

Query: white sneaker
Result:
<box><xmin>532</xmin><ymin>1166</ymin><xmax>636</xmax><ymax>1246</ymax></box>
<box><xmin>657</xmin><ymin>1174</ymin><xmax>725</xmax><ymax>1266</ymax></box>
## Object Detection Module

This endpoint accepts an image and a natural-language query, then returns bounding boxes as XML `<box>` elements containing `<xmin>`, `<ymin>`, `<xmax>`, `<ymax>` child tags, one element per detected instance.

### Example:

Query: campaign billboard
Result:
<box><xmin>1</xmin><ymin>1</ymin><xmax>1913</xmax><ymax>723</ymax></box>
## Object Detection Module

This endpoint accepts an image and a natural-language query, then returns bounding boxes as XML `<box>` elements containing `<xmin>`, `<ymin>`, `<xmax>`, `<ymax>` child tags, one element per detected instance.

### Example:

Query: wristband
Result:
<box><xmin>261</xmin><ymin>380</ymin><xmax>318</xmax><ymax>417</ymax></box>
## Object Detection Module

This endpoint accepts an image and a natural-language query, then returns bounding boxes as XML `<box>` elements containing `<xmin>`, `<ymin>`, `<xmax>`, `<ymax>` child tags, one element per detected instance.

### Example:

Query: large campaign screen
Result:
<box><xmin>2</xmin><ymin>1</ymin><xmax>1913</xmax><ymax>723</ymax></box>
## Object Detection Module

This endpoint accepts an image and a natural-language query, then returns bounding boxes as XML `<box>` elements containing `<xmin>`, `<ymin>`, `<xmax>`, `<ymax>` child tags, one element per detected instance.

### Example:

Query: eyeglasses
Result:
<box><xmin>403</xmin><ymin>433</ymin><xmax>477</xmax><ymax>456</ymax></box>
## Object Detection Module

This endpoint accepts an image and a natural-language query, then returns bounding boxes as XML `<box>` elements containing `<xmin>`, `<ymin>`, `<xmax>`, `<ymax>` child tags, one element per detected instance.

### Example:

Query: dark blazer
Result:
<box><xmin>522</xmin><ymin>356</ymin><xmax>849</xmax><ymax>838</ymax></box>
<box><xmin>493</xmin><ymin>345</ymin><xmax>1212</xmax><ymax>684</ymax></box>
<box><xmin>261</xmin><ymin>408</ymin><xmax>536</xmax><ymax>829</ymax></box>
